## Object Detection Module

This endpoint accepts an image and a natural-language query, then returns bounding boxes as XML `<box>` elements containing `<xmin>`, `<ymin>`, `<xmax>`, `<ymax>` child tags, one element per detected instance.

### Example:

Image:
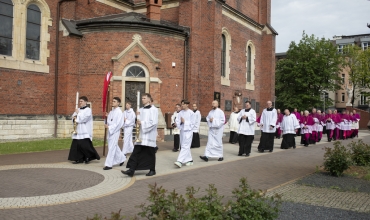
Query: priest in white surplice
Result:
<box><xmin>228</xmin><ymin>107</ymin><xmax>240</xmax><ymax>144</ymax></box>
<box><xmin>280</xmin><ymin>109</ymin><xmax>300</xmax><ymax>149</ymax></box>
<box><xmin>122</xmin><ymin>93</ymin><xmax>158</xmax><ymax>177</ymax></box>
<box><xmin>68</xmin><ymin>96</ymin><xmax>100</xmax><ymax>164</ymax></box>
<box><xmin>191</xmin><ymin>103</ymin><xmax>201</xmax><ymax>148</ymax></box>
<box><xmin>237</xmin><ymin>101</ymin><xmax>256</xmax><ymax>156</ymax></box>
<box><xmin>103</xmin><ymin>97</ymin><xmax>125</xmax><ymax>170</ymax></box>
<box><xmin>171</xmin><ymin>104</ymin><xmax>181</xmax><ymax>152</ymax></box>
<box><xmin>200</xmin><ymin>100</ymin><xmax>225</xmax><ymax>162</ymax></box>
<box><xmin>174</xmin><ymin>100</ymin><xmax>195</xmax><ymax>168</ymax></box>
<box><xmin>122</xmin><ymin>101</ymin><xmax>136</xmax><ymax>155</ymax></box>
<box><xmin>258</xmin><ymin>101</ymin><xmax>277</xmax><ymax>153</ymax></box>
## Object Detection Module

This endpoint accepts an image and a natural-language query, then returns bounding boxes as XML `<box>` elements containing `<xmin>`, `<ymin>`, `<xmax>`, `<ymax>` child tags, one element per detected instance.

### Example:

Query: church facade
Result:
<box><xmin>0</xmin><ymin>0</ymin><xmax>277</xmax><ymax>140</ymax></box>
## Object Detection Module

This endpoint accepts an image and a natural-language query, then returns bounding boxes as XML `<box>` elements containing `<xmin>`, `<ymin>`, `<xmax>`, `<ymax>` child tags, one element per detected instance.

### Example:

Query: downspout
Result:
<box><xmin>183</xmin><ymin>32</ymin><xmax>189</xmax><ymax>99</ymax></box>
<box><xmin>54</xmin><ymin>0</ymin><xmax>77</xmax><ymax>138</ymax></box>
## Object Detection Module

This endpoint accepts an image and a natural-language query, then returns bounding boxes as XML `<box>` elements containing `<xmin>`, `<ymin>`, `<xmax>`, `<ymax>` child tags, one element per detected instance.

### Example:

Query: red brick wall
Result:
<box><xmin>161</xmin><ymin>7</ymin><xmax>179</xmax><ymax>23</ymax></box>
<box><xmin>226</xmin><ymin>0</ymin><xmax>259</xmax><ymax>22</ymax></box>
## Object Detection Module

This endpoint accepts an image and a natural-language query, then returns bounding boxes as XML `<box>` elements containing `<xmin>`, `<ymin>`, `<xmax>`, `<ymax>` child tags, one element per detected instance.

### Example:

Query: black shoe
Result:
<box><xmin>258</xmin><ymin>150</ymin><xmax>264</xmax><ymax>153</ymax></box>
<box><xmin>304</xmin><ymin>144</ymin><xmax>308</xmax><ymax>147</ymax></box>
<box><xmin>238</xmin><ymin>154</ymin><xmax>243</xmax><ymax>156</ymax></box>
<box><xmin>246</xmin><ymin>154</ymin><xmax>250</xmax><ymax>157</ymax></box>
<box><xmin>293</xmin><ymin>146</ymin><xmax>296</xmax><ymax>149</ymax></box>
<box><xmin>199</xmin><ymin>156</ymin><xmax>208</xmax><ymax>162</ymax></box>
<box><xmin>172</xmin><ymin>149</ymin><xmax>178</xmax><ymax>152</ymax></box>
<box><xmin>103</xmin><ymin>166</ymin><xmax>112</xmax><ymax>170</ymax></box>
<box><xmin>146</xmin><ymin>170</ymin><xmax>156</xmax><ymax>176</ymax></box>
<box><xmin>269</xmin><ymin>150</ymin><xmax>273</xmax><ymax>152</ymax></box>
<box><xmin>121</xmin><ymin>169</ymin><xmax>134</xmax><ymax>177</ymax></box>
<box><xmin>85</xmin><ymin>158</ymin><xmax>90</xmax><ymax>164</ymax></box>
<box><xmin>72</xmin><ymin>160</ymin><xmax>83</xmax><ymax>164</ymax></box>
<box><xmin>119</xmin><ymin>162</ymin><xmax>124</xmax><ymax>166</ymax></box>
<box><xmin>231</xmin><ymin>142</ymin><xmax>236</xmax><ymax>144</ymax></box>
<box><xmin>218</xmin><ymin>157</ymin><xmax>224</xmax><ymax>161</ymax></box>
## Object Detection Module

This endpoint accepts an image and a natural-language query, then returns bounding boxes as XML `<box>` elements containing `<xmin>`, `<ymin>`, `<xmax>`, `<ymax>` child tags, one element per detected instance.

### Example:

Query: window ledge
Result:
<box><xmin>0</xmin><ymin>59</ymin><xmax>49</xmax><ymax>73</ymax></box>
<box><xmin>245</xmin><ymin>84</ymin><xmax>255</xmax><ymax>90</ymax></box>
<box><xmin>221</xmin><ymin>77</ymin><xmax>230</xmax><ymax>86</ymax></box>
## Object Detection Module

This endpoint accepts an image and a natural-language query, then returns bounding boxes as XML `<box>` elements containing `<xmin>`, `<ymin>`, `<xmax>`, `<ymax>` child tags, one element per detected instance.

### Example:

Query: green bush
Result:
<box><xmin>87</xmin><ymin>178</ymin><xmax>281</xmax><ymax>220</ymax></box>
<box><xmin>348</xmin><ymin>140</ymin><xmax>370</xmax><ymax>166</ymax></box>
<box><xmin>323</xmin><ymin>141</ymin><xmax>352</xmax><ymax>177</ymax></box>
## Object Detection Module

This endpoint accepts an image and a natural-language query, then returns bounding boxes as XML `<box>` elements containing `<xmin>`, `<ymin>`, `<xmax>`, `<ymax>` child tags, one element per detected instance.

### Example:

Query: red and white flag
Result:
<box><xmin>102</xmin><ymin>71</ymin><xmax>112</xmax><ymax>118</ymax></box>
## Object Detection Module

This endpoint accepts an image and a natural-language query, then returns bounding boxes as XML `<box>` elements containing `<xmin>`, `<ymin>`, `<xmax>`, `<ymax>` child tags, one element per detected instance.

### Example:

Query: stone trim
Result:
<box><xmin>112</xmin><ymin>34</ymin><xmax>161</xmax><ymax>63</ymax></box>
<box><xmin>0</xmin><ymin>0</ymin><xmax>51</xmax><ymax>73</ymax></box>
<box><xmin>221</xmin><ymin>7</ymin><xmax>262</xmax><ymax>35</ymax></box>
<box><xmin>245</xmin><ymin>40</ymin><xmax>255</xmax><ymax>91</ymax></box>
<box><xmin>95</xmin><ymin>0</ymin><xmax>179</xmax><ymax>12</ymax></box>
<box><xmin>221</xmin><ymin>27</ymin><xmax>231</xmax><ymax>86</ymax></box>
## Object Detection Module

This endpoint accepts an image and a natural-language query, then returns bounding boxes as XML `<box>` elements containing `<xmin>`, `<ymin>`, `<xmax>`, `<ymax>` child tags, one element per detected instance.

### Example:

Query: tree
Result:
<box><xmin>275</xmin><ymin>32</ymin><xmax>343</xmax><ymax>111</ymax></box>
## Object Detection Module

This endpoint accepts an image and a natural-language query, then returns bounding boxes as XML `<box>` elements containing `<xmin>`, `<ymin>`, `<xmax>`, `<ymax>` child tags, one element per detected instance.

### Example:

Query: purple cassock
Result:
<box><xmin>300</xmin><ymin>115</ymin><xmax>314</xmax><ymax>147</ymax></box>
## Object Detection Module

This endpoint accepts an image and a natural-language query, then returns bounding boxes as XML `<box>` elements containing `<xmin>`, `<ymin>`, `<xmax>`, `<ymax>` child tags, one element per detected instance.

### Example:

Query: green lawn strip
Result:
<box><xmin>0</xmin><ymin>139</ymin><xmax>104</xmax><ymax>155</ymax></box>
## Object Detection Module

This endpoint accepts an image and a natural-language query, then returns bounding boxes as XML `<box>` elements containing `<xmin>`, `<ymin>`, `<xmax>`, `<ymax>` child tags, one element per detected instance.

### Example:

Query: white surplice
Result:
<box><xmin>204</xmin><ymin>108</ymin><xmax>225</xmax><ymax>158</ymax></box>
<box><xmin>280</xmin><ymin>114</ymin><xmax>300</xmax><ymax>134</ymax></box>
<box><xmin>136</xmin><ymin>105</ymin><xmax>158</xmax><ymax>148</ymax></box>
<box><xmin>193</xmin><ymin>110</ymin><xmax>201</xmax><ymax>133</ymax></box>
<box><xmin>260</xmin><ymin>108</ymin><xmax>277</xmax><ymax>133</ymax></box>
<box><xmin>229</xmin><ymin>112</ymin><xmax>240</xmax><ymax>132</ymax></box>
<box><xmin>237</xmin><ymin>109</ymin><xmax>256</xmax><ymax>135</ymax></box>
<box><xmin>105</xmin><ymin>107</ymin><xmax>126</xmax><ymax>167</ymax></box>
<box><xmin>122</xmin><ymin>108</ymin><xmax>136</xmax><ymax>155</ymax></box>
<box><xmin>175</xmin><ymin>109</ymin><xmax>195</xmax><ymax>163</ymax></box>
<box><xmin>72</xmin><ymin>106</ymin><xmax>93</xmax><ymax>141</ymax></box>
<box><xmin>171</xmin><ymin>111</ymin><xmax>180</xmax><ymax>135</ymax></box>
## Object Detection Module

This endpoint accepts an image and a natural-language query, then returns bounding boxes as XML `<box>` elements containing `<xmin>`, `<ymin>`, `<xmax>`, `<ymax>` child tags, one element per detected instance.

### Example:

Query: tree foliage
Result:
<box><xmin>344</xmin><ymin>45</ymin><xmax>370</xmax><ymax>105</ymax></box>
<box><xmin>276</xmin><ymin>31</ymin><xmax>343</xmax><ymax>111</ymax></box>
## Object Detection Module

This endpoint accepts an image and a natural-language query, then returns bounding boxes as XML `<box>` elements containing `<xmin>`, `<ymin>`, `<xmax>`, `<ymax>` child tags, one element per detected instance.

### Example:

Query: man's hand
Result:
<box><xmin>137</xmin><ymin>120</ymin><xmax>141</xmax><ymax>125</ymax></box>
<box><xmin>181</xmin><ymin>117</ymin><xmax>185</xmax><ymax>123</ymax></box>
<box><xmin>105</xmin><ymin>112</ymin><xmax>108</xmax><ymax>117</ymax></box>
<box><xmin>75</xmin><ymin>109</ymin><xmax>79</xmax><ymax>114</ymax></box>
<box><xmin>104</xmin><ymin>124</ymin><xmax>109</xmax><ymax>129</ymax></box>
<box><xmin>242</xmin><ymin>115</ymin><xmax>247</xmax><ymax>119</ymax></box>
<box><xmin>124</xmin><ymin>117</ymin><xmax>127</xmax><ymax>122</ymax></box>
<box><xmin>210</xmin><ymin>117</ymin><xmax>213</xmax><ymax>122</ymax></box>
<box><xmin>136</xmin><ymin>111</ymin><xmax>140</xmax><ymax>116</ymax></box>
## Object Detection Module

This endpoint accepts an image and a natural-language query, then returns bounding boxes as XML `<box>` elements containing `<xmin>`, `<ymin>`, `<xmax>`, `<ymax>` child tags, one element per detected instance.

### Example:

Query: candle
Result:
<box><xmin>137</xmin><ymin>90</ymin><xmax>140</xmax><ymax>111</ymax></box>
<box><xmin>75</xmin><ymin>91</ymin><xmax>79</xmax><ymax>109</ymax></box>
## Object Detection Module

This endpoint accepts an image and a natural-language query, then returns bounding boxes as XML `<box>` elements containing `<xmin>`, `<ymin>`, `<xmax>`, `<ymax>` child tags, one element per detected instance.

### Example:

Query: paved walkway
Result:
<box><xmin>0</xmin><ymin>132</ymin><xmax>369</xmax><ymax>219</ymax></box>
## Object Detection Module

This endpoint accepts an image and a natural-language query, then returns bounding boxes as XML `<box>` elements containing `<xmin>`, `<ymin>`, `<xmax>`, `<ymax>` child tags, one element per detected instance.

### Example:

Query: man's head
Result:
<box><xmin>317</xmin><ymin>110</ymin><xmax>321</xmax><ymax>115</ymax></box>
<box><xmin>267</xmin><ymin>101</ymin><xmax>272</xmax><ymax>108</ymax></box>
<box><xmin>304</xmin><ymin>110</ymin><xmax>309</xmax><ymax>116</ymax></box>
<box><xmin>79</xmin><ymin>96</ymin><xmax>88</xmax><ymax>108</ymax></box>
<box><xmin>277</xmin><ymin>109</ymin><xmax>281</xmax><ymax>114</ymax></box>
<box><xmin>245</xmin><ymin>101</ymin><xmax>251</xmax><ymax>109</ymax></box>
<box><xmin>142</xmin><ymin>93</ymin><xmax>152</xmax><ymax>106</ymax></box>
<box><xmin>125</xmin><ymin>101</ymin><xmax>132</xmax><ymax>110</ymax></box>
<box><xmin>175</xmin><ymin>104</ymin><xmax>181</xmax><ymax>112</ymax></box>
<box><xmin>353</xmin><ymin>110</ymin><xmax>357</xmax><ymax>114</ymax></box>
<box><xmin>328</xmin><ymin>109</ymin><xmax>332</xmax><ymax>114</ymax></box>
<box><xmin>192</xmin><ymin>103</ymin><xmax>198</xmax><ymax>111</ymax></box>
<box><xmin>312</xmin><ymin>108</ymin><xmax>317</xmax><ymax>114</ymax></box>
<box><xmin>284</xmin><ymin>109</ymin><xmax>290</xmax><ymax>116</ymax></box>
<box><xmin>334</xmin><ymin>109</ymin><xmax>337</xmax><ymax>114</ymax></box>
<box><xmin>181</xmin><ymin>100</ymin><xmax>190</xmax><ymax>110</ymax></box>
<box><xmin>212</xmin><ymin>100</ymin><xmax>219</xmax><ymax>109</ymax></box>
<box><xmin>234</xmin><ymin>107</ymin><xmax>239</xmax><ymax>112</ymax></box>
<box><xmin>294</xmin><ymin>108</ymin><xmax>298</xmax><ymax>112</ymax></box>
<box><xmin>112</xmin><ymin>97</ymin><xmax>121</xmax><ymax>108</ymax></box>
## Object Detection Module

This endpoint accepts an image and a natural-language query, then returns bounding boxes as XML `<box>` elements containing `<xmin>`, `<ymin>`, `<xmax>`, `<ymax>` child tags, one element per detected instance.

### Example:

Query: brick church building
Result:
<box><xmin>0</xmin><ymin>0</ymin><xmax>277</xmax><ymax>140</ymax></box>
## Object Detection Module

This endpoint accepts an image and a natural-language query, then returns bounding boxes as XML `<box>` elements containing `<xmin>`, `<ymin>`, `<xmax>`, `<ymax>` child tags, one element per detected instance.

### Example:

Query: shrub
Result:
<box><xmin>323</xmin><ymin>141</ymin><xmax>352</xmax><ymax>177</ymax></box>
<box><xmin>87</xmin><ymin>178</ymin><xmax>282</xmax><ymax>220</ymax></box>
<box><xmin>348</xmin><ymin>140</ymin><xmax>370</xmax><ymax>166</ymax></box>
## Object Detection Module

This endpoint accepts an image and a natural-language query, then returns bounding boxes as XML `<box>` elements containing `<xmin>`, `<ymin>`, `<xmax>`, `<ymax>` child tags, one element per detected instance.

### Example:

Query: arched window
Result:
<box><xmin>246</xmin><ymin>41</ymin><xmax>255</xmax><ymax>90</ymax></box>
<box><xmin>221</xmin><ymin>28</ymin><xmax>231</xmax><ymax>86</ymax></box>
<box><xmin>26</xmin><ymin>4</ymin><xmax>41</xmax><ymax>60</ymax></box>
<box><xmin>126</xmin><ymin>66</ymin><xmax>145</xmax><ymax>77</ymax></box>
<box><xmin>247</xmin><ymin>46</ymin><xmax>251</xmax><ymax>83</ymax></box>
<box><xmin>0</xmin><ymin>0</ymin><xmax>13</xmax><ymax>56</ymax></box>
<box><xmin>221</xmin><ymin>34</ymin><xmax>226</xmax><ymax>77</ymax></box>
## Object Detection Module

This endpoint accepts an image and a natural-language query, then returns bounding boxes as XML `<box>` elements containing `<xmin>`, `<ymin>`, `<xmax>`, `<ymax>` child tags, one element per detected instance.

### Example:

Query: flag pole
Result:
<box><xmin>103</xmin><ymin>84</ymin><xmax>110</xmax><ymax>156</ymax></box>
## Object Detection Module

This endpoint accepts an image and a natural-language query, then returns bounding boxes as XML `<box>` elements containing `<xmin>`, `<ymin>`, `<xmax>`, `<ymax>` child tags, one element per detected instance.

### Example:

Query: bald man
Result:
<box><xmin>200</xmin><ymin>100</ymin><xmax>225</xmax><ymax>162</ymax></box>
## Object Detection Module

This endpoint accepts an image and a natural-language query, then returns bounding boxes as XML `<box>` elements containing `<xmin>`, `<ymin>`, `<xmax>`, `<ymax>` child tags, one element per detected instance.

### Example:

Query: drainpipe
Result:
<box><xmin>183</xmin><ymin>32</ymin><xmax>189</xmax><ymax>99</ymax></box>
<box><xmin>54</xmin><ymin>0</ymin><xmax>77</xmax><ymax>138</ymax></box>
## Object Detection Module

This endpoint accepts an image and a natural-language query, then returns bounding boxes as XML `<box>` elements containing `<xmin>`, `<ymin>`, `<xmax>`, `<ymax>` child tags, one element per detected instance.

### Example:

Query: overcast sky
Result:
<box><xmin>271</xmin><ymin>0</ymin><xmax>370</xmax><ymax>53</ymax></box>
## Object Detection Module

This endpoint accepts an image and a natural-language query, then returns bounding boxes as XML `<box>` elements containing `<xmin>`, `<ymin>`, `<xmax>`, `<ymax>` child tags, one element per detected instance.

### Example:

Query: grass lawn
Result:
<box><xmin>0</xmin><ymin>139</ymin><xmax>105</xmax><ymax>155</ymax></box>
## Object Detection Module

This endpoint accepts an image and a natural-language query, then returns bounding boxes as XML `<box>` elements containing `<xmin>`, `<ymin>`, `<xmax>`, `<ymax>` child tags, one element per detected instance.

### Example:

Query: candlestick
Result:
<box><xmin>137</xmin><ymin>90</ymin><xmax>140</xmax><ymax>111</ymax></box>
<box><xmin>75</xmin><ymin>91</ymin><xmax>79</xmax><ymax>109</ymax></box>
